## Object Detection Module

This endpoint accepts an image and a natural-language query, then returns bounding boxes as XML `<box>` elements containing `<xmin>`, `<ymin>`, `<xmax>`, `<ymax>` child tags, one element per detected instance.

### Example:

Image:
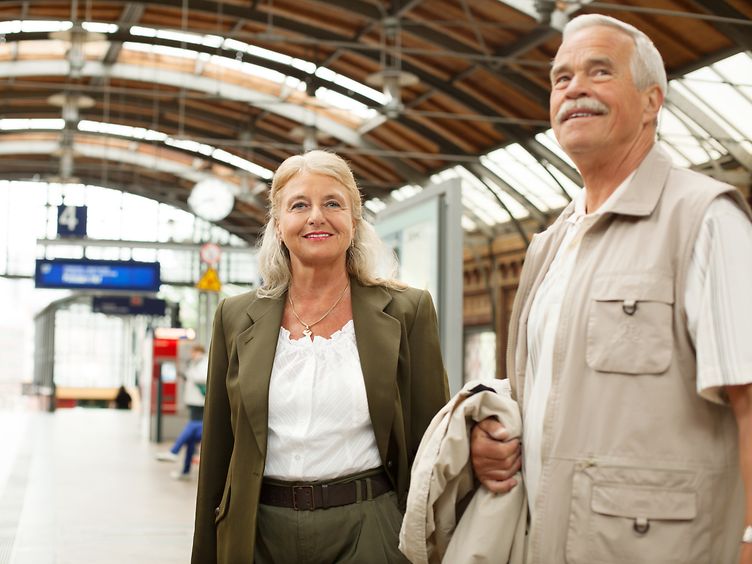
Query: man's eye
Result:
<box><xmin>554</xmin><ymin>75</ymin><xmax>570</xmax><ymax>85</ymax></box>
<box><xmin>594</xmin><ymin>68</ymin><xmax>611</xmax><ymax>76</ymax></box>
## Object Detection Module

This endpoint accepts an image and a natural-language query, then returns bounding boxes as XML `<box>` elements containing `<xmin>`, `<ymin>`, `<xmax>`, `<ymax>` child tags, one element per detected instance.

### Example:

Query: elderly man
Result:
<box><xmin>471</xmin><ymin>13</ymin><xmax>752</xmax><ymax>564</ymax></box>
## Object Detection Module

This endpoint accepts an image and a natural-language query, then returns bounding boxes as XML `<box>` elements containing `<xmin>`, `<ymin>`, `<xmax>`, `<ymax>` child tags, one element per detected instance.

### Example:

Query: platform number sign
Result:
<box><xmin>57</xmin><ymin>205</ymin><xmax>87</xmax><ymax>238</ymax></box>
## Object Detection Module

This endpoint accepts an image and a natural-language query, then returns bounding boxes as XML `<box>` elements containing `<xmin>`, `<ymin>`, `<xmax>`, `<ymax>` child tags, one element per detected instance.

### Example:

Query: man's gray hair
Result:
<box><xmin>563</xmin><ymin>14</ymin><xmax>668</xmax><ymax>96</ymax></box>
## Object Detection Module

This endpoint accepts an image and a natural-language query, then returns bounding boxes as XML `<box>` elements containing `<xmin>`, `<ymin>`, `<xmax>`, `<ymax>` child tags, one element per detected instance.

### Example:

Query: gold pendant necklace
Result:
<box><xmin>288</xmin><ymin>281</ymin><xmax>350</xmax><ymax>337</ymax></box>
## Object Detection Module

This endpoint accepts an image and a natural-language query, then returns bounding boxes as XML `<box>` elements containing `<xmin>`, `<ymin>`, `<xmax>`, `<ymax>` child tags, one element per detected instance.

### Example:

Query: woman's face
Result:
<box><xmin>276</xmin><ymin>172</ymin><xmax>355</xmax><ymax>270</ymax></box>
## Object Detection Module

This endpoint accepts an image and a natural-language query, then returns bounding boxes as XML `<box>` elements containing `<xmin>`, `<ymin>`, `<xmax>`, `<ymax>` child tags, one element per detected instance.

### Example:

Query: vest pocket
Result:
<box><xmin>565</xmin><ymin>463</ymin><xmax>706</xmax><ymax>564</ymax></box>
<box><xmin>586</xmin><ymin>274</ymin><xmax>674</xmax><ymax>374</ymax></box>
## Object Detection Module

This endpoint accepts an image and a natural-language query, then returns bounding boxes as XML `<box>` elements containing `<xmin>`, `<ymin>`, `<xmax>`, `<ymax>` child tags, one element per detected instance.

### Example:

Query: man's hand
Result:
<box><xmin>470</xmin><ymin>417</ymin><xmax>522</xmax><ymax>494</ymax></box>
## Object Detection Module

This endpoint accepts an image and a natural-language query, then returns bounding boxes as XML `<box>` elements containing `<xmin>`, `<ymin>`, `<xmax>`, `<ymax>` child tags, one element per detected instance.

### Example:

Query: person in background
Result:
<box><xmin>191</xmin><ymin>150</ymin><xmax>449</xmax><ymax>564</ymax></box>
<box><xmin>470</xmin><ymin>14</ymin><xmax>752</xmax><ymax>564</ymax></box>
<box><xmin>113</xmin><ymin>385</ymin><xmax>132</xmax><ymax>410</ymax></box>
<box><xmin>156</xmin><ymin>344</ymin><xmax>208</xmax><ymax>480</ymax></box>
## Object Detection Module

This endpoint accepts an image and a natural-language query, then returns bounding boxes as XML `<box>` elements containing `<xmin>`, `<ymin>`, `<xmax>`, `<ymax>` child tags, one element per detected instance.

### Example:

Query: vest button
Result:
<box><xmin>633</xmin><ymin>517</ymin><xmax>650</xmax><ymax>535</ymax></box>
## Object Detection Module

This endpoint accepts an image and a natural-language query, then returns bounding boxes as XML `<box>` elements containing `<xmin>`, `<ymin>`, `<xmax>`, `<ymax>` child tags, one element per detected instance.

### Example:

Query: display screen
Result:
<box><xmin>35</xmin><ymin>259</ymin><xmax>161</xmax><ymax>292</ymax></box>
<box><xmin>92</xmin><ymin>296</ymin><xmax>167</xmax><ymax>316</ymax></box>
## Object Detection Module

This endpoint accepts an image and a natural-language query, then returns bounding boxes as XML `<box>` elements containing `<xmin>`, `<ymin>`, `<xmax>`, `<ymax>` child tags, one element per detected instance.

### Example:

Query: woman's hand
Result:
<box><xmin>470</xmin><ymin>417</ymin><xmax>522</xmax><ymax>494</ymax></box>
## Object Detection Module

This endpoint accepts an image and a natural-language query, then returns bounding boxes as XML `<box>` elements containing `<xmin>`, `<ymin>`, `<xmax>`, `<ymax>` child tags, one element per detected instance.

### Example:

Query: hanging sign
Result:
<box><xmin>197</xmin><ymin>266</ymin><xmax>221</xmax><ymax>292</ymax></box>
<box><xmin>57</xmin><ymin>205</ymin><xmax>87</xmax><ymax>238</ymax></box>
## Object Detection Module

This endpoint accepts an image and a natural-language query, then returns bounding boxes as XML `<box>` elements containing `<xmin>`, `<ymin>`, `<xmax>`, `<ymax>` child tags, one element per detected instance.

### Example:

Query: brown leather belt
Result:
<box><xmin>259</xmin><ymin>471</ymin><xmax>392</xmax><ymax>511</ymax></box>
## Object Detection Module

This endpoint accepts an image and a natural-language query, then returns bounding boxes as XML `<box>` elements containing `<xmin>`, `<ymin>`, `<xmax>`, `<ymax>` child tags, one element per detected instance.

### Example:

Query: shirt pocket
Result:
<box><xmin>565</xmin><ymin>463</ymin><xmax>706</xmax><ymax>564</ymax></box>
<box><xmin>586</xmin><ymin>273</ymin><xmax>674</xmax><ymax>374</ymax></box>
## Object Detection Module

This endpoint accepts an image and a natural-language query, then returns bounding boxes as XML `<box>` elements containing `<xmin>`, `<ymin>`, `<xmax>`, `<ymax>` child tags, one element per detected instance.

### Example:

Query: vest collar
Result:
<box><xmin>600</xmin><ymin>143</ymin><xmax>673</xmax><ymax>217</ymax></box>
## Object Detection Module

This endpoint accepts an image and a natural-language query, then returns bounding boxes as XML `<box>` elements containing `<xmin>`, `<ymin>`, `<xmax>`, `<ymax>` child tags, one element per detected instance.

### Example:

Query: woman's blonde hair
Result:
<box><xmin>256</xmin><ymin>150</ymin><xmax>404</xmax><ymax>298</ymax></box>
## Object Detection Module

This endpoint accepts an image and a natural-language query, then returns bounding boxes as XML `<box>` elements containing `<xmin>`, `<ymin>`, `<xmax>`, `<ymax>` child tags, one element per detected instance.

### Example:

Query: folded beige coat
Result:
<box><xmin>399</xmin><ymin>379</ymin><xmax>527</xmax><ymax>564</ymax></box>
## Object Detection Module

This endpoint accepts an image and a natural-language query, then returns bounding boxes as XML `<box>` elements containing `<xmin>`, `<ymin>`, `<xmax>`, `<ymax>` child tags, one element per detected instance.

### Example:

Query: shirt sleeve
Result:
<box><xmin>685</xmin><ymin>195</ymin><xmax>752</xmax><ymax>404</ymax></box>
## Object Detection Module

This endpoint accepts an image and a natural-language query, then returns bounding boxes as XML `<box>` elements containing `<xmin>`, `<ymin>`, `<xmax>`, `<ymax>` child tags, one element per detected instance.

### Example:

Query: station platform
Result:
<box><xmin>0</xmin><ymin>403</ymin><xmax>197</xmax><ymax>563</ymax></box>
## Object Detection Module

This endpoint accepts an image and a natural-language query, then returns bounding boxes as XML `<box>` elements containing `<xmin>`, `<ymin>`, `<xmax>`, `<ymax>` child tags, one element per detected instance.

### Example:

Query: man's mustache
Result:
<box><xmin>555</xmin><ymin>98</ymin><xmax>610</xmax><ymax>124</ymax></box>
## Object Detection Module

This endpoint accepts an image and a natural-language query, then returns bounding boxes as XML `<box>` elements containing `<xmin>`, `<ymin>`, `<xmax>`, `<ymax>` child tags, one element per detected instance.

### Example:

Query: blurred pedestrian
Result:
<box><xmin>113</xmin><ymin>385</ymin><xmax>132</xmax><ymax>410</ymax></box>
<box><xmin>156</xmin><ymin>344</ymin><xmax>208</xmax><ymax>479</ymax></box>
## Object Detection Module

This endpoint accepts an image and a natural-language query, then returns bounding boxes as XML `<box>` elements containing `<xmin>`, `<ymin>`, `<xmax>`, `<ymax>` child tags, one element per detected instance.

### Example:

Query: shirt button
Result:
<box><xmin>214</xmin><ymin>507</ymin><xmax>220</xmax><ymax>516</ymax></box>
<box><xmin>387</xmin><ymin>460</ymin><xmax>394</xmax><ymax>468</ymax></box>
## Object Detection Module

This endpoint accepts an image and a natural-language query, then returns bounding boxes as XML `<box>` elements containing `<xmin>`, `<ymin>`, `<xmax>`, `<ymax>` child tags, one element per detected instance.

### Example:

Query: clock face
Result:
<box><xmin>188</xmin><ymin>178</ymin><xmax>235</xmax><ymax>221</ymax></box>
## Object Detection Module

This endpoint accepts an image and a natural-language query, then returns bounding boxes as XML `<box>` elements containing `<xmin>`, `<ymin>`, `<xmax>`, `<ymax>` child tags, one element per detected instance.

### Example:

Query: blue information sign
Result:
<box><xmin>35</xmin><ymin>259</ymin><xmax>161</xmax><ymax>292</ymax></box>
<box><xmin>92</xmin><ymin>296</ymin><xmax>167</xmax><ymax>316</ymax></box>
<box><xmin>57</xmin><ymin>205</ymin><xmax>87</xmax><ymax>238</ymax></box>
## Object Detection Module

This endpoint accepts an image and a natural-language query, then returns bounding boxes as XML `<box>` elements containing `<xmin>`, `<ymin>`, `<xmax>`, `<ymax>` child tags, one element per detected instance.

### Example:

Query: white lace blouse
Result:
<box><xmin>263</xmin><ymin>320</ymin><xmax>383</xmax><ymax>481</ymax></box>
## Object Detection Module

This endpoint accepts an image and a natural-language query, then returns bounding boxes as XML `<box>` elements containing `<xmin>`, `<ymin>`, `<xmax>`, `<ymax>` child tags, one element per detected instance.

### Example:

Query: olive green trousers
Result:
<box><xmin>254</xmin><ymin>481</ymin><xmax>409</xmax><ymax>564</ymax></box>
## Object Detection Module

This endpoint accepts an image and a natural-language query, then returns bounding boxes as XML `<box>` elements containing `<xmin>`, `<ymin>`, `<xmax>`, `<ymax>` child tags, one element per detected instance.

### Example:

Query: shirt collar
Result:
<box><xmin>567</xmin><ymin>170</ymin><xmax>637</xmax><ymax>225</ymax></box>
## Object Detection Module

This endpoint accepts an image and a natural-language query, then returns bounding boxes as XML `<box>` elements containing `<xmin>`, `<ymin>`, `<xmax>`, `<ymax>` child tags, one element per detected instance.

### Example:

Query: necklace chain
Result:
<box><xmin>288</xmin><ymin>281</ymin><xmax>350</xmax><ymax>337</ymax></box>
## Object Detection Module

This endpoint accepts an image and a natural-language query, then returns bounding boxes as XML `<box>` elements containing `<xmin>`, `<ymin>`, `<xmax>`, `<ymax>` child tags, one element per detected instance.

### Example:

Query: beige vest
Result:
<box><xmin>508</xmin><ymin>145</ymin><xmax>751</xmax><ymax>564</ymax></box>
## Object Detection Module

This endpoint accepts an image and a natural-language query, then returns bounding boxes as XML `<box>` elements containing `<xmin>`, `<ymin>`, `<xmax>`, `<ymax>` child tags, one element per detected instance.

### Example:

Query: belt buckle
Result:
<box><xmin>292</xmin><ymin>485</ymin><xmax>315</xmax><ymax>511</ymax></box>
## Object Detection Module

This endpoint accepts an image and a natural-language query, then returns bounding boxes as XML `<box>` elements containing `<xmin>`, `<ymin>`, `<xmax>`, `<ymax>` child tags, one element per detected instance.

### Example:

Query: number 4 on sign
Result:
<box><xmin>57</xmin><ymin>205</ymin><xmax>87</xmax><ymax>238</ymax></box>
<box><xmin>59</xmin><ymin>206</ymin><xmax>78</xmax><ymax>230</ymax></box>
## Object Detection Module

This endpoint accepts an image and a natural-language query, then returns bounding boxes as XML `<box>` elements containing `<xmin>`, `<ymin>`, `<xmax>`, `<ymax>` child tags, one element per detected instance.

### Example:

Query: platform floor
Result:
<box><xmin>0</xmin><ymin>404</ymin><xmax>197</xmax><ymax>564</ymax></box>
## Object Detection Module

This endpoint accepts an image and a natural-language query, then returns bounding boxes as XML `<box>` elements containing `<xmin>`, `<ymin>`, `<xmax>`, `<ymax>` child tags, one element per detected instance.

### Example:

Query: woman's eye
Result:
<box><xmin>290</xmin><ymin>202</ymin><xmax>307</xmax><ymax>210</ymax></box>
<box><xmin>325</xmin><ymin>201</ymin><xmax>342</xmax><ymax>208</ymax></box>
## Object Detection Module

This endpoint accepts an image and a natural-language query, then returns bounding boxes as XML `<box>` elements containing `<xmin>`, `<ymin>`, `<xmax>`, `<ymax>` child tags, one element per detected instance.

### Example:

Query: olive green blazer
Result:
<box><xmin>191</xmin><ymin>278</ymin><xmax>449</xmax><ymax>564</ymax></box>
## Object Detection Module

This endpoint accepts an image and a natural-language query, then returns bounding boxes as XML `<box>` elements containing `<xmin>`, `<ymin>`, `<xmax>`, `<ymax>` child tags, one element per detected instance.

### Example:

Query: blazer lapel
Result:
<box><xmin>351</xmin><ymin>280</ymin><xmax>401</xmax><ymax>461</ymax></box>
<box><xmin>235</xmin><ymin>294</ymin><xmax>285</xmax><ymax>457</ymax></box>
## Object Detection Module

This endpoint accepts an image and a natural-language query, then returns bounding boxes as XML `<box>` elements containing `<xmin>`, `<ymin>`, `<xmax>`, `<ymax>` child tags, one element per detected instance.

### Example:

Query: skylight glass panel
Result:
<box><xmin>364</xmin><ymin>197</ymin><xmax>387</xmax><ymax>214</ymax></box>
<box><xmin>0</xmin><ymin>118</ymin><xmax>65</xmax><ymax>130</ymax></box>
<box><xmin>24</xmin><ymin>20</ymin><xmax>72</xmax><ymax>33</ymax></box>
<box><xmin>453</xmin><ymin>166</ymin><xmax>524</xmax><ymax>221</ymax></box>
<box><xmin>658</xmin><ymin>107</ymin><xmax>703</xmax><ymax>165</ymax></box>
<box><xmin>461</xmin><ymin>215</ymin><xmax>478</xmax><ymax>232</ymax></box>
<box><xmin>542</xmin><ymin>164</ymin><xmax>581</xmax><ymax>198</ymax></box>
<box><xmin>77</xmin><ymin>120</ymin><xmax>272</xmax><ymax>179</ymax></box>
<box><xmin>247</xmin><ymin>44</ymin><xmax>293</xmax><ymax>66</ymax></box>
<box><xmin>534</xmin><ymin>130</ymin><xmax>577</xmax><ymax>168</ymax></box>
<box><xmin>82</xmin><ymin>22</ymin><xmax>118</xmax><ymax>34</ymax></box>
<box><xmin>165</xmin><ymin>138</ymin><xmax>214</xmax><ymax>156</ymax></box>
<box><xmin>212</xmin><ymin>149</ymin><xmax>273</xmax><ymax>179</ymax></box>
<box><xmin>389</xmin><ymin>184</ymin><xmax>423</xmax><ymax>202</ymax></box>
<box><xmin>659</xmin><ymin>143</ymin><xmax>692</xmax><ymax>168</ymax></box>
<box><xmin>315</xmin><ymin>88</ymin><xmax>378</xmax><ymax>120</ymax></box>
<box><xmin>678</xmin><ymin>69</ymin><xmax>752</xmax><ymax>143</ymax></box>
<box><xmin>461</xmin><ymin>189</ymin><xmax>510</xmax><ymax>225</ymax></box>
<box><xmin>482</xmin><ymin>148</ymin><xmax>562</xmax><ymax>212</ymax></box>
<box><xmin>315</xmin><ymin>67</ymin><xmax>386</xmax><ymax>105</ymax></box>
<box><xmin>658</xmin><ymin>106</ymin><xmax>714</xmax><ymax>165</ymax></box>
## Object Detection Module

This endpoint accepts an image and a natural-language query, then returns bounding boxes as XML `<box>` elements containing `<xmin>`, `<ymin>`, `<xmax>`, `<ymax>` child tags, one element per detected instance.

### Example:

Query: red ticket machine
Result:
<box><xmin>144</xmin><ymin>327</ymin><xmax>196</xmax><ymax>442</ymax></box>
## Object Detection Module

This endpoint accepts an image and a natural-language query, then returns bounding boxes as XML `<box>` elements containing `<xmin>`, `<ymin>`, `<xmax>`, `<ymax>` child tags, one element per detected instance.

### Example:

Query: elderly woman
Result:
<box><xmin>191</xmin><ymin>150</ymin><xmax>449</xmax><ymax>564</ymax></box>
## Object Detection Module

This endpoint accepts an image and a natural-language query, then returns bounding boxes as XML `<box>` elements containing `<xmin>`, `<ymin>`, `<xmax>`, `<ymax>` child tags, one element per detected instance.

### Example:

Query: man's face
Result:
<box><xmin>549</xmin><ymin>26</ymin><xmax>655</xmax><ymax>160</ymax></box>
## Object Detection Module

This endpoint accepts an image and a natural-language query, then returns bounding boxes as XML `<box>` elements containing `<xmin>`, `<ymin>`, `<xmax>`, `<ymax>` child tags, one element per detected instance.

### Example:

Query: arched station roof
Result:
<box><xmin>0</xmin><ymin>0</ymin><xmax>750</xmax><ymax>243</ymax></box>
